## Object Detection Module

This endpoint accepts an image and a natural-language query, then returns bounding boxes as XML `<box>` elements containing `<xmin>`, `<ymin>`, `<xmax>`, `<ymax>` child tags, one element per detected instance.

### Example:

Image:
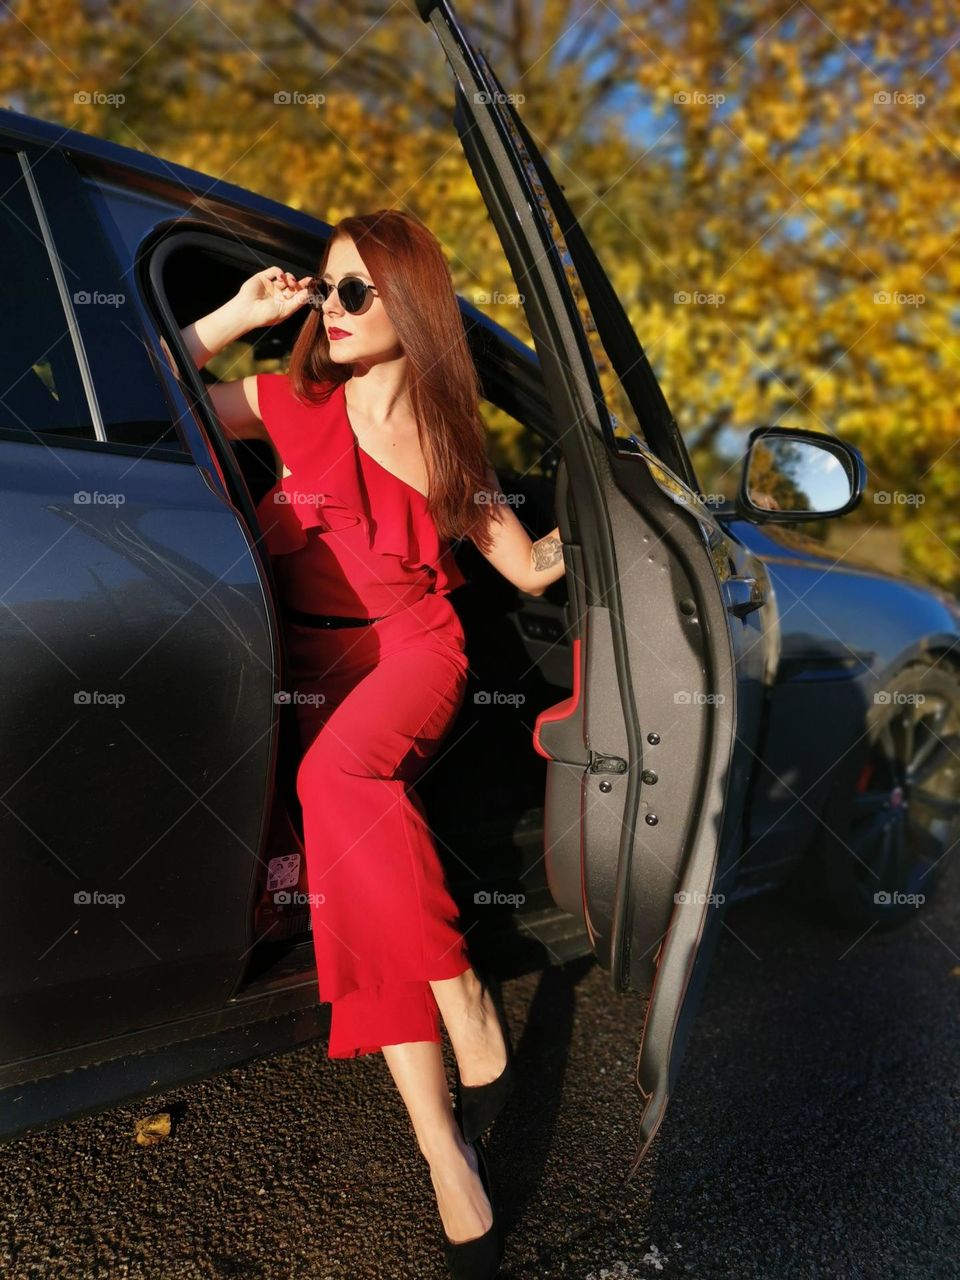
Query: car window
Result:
<box><xmin>202</xmin><ymin>342</ymin><xmax>280</xmax><ymax>389</ymax></box>
<box><xmin>479</xmin><ymin>397</ymin><xmax>555</xmax><ymax>482</ymax></box>
<box><xmin>0</xmin><ymin>149</ymin><xmax>96</xmax><ymax>442</ymax></box>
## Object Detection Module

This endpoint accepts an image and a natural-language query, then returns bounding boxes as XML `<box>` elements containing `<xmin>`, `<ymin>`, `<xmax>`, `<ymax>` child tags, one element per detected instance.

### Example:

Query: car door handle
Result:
<box><xmin>722</xmin><ymin>575</ymin><xmax>765</xmax><ymax>617</ymax></box>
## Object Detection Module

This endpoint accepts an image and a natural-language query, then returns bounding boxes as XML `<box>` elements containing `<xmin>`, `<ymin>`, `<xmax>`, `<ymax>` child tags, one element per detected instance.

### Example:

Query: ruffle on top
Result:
<box><xmin>252</xmin><ymin>373</ymin><xmax>467</xmax><ymax>597</ymax></box>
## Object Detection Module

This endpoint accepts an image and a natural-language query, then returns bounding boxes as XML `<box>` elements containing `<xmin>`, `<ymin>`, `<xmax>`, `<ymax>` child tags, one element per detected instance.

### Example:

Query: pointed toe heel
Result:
<box><xmin>440</xmin><ymin>1137</ymin><xmax>504</xmax><ymax>1280</ymax></box>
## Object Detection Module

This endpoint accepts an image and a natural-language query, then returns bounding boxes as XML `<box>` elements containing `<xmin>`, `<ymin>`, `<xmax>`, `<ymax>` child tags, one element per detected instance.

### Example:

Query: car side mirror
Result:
<box><xmin>736</xmin><ymin>427</ymin><xmax>867</xmax><ymax>522</ymax></box>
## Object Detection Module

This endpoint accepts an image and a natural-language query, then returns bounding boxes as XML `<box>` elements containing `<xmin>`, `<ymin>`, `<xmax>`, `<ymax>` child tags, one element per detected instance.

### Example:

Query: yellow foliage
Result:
<box><xmin>3</xmin><ymin>0</ymin><xmax>958</xmax><ymax>588</ymax></box>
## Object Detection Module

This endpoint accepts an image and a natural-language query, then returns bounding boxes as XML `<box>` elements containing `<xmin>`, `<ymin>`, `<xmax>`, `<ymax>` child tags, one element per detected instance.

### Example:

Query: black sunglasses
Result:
<box><xmin>307</xmin><ymin>275</ymin><xmax>379</xmax><ymax>315</ymax></box>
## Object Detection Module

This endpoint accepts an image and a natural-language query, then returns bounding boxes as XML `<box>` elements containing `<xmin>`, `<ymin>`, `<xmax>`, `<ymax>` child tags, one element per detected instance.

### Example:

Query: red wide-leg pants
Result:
<box><xmin>283</xmin><ymin>593</ymin><xmax>473</xmax><ymax>1057</ymax></box>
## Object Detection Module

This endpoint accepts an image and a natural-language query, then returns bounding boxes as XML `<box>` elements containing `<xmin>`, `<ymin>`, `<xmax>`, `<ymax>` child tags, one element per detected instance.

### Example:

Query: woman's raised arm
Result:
<box><xmin>175</xmin><ymin>266</ymin><xmax>313</xmax><ymax>443</ymax></box>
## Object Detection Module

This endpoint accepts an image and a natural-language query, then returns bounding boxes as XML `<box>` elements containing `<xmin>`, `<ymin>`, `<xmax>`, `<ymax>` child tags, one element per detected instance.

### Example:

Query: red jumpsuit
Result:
<box><xmin>254</xmin><ymin>372</ymin><xmax>473</xmax><ymax>1057</ymax></box>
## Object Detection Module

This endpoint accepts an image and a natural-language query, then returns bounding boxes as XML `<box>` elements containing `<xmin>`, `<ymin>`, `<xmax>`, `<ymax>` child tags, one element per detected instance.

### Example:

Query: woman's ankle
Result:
<box><xmin>418</xmin><ymin>1114</ymin><xmax>469</xmax><ymax>1168</ymax></box>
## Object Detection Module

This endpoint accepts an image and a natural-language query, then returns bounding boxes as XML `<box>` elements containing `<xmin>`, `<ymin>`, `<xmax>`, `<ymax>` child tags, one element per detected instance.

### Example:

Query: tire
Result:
<box><xmin>806</xmin><ymin>658</ymin><xmax>960</xmax><ymax>930</ymax></box>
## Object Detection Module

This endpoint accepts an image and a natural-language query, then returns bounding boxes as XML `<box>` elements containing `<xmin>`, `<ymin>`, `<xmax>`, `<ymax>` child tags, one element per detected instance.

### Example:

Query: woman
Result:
<box><xmin>180</xmin><ymin>209</ymin><xmax>566</xmax><ymax>1278</ymax></box>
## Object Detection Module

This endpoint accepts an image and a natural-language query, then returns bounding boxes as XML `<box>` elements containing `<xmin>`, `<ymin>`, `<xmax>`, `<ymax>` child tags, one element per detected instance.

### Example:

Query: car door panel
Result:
<box><xmin>420</xmin><ymin>0</ymin><xmax>768</xmax><ymax>1176</ymax></box>
<box><xmin>0</xmin><ymin>141</ymin><xmax>278</xmax><ymax>1067</ymax></box>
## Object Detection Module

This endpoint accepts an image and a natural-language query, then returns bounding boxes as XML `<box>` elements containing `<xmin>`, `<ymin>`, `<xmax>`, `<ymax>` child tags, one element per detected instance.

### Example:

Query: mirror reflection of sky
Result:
<box><xmin>795</xmin><ymin>441</ymin><xmax>850</xmax><ymax>507</ymax></box>
<box><xmin>770</xmin><ymin>439</ymin><xmax>851</xmax><ymax>509</ymax></box>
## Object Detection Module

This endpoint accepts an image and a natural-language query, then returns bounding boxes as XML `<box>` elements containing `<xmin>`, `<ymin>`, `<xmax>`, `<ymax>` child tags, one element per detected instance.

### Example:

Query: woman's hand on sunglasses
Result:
<box><xmin>234</xmin><ymin>266</ymin><xmax>315</xmax><ymax>329</ymax></box>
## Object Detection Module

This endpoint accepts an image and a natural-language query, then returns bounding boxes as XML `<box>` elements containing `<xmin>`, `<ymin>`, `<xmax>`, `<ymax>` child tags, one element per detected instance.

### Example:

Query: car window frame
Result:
<box><xmin>1</xmin><ymin>142</ymin><xmax>193</xmax><ymax>461</ymax></box>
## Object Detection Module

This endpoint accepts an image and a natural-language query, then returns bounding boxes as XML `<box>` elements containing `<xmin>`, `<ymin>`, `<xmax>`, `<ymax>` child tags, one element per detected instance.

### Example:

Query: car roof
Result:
<box><xmin>0</xmin><ymin>104</ymin><xmax>328</xmax><ymax>237</ymax></box>
<box><xmin>0</xmin><ymin>105</ymin><xmax>540</xmax><ymax>374</ymax></box>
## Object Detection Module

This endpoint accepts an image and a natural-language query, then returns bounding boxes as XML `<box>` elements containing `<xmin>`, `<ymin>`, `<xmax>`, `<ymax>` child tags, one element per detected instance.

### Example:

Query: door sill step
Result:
<box><xmin>513</xmin><ymin>905</ymin><xmax>591</xmax><ymax>964</ymax></box>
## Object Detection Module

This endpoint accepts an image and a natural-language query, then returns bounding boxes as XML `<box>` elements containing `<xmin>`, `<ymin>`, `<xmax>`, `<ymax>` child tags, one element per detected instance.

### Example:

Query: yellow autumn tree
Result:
<box><xmin>2</xmin><ymin>1</ymin><xmax>958</xmax><ymax>586</ymax></box>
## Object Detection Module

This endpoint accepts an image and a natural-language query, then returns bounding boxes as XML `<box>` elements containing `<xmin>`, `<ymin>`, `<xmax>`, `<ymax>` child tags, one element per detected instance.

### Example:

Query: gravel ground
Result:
<box><xmin>1</xmin><ymin>854</ymin><xmax>958</xmax><ymax>1279</ymax></box>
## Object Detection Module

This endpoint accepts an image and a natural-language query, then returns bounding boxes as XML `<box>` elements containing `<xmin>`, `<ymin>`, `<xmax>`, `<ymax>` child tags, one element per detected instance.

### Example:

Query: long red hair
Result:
<box><xmin>287</xmin><ymin>209</ymin><xmax>499</xmax><ymax>552</ymax></box>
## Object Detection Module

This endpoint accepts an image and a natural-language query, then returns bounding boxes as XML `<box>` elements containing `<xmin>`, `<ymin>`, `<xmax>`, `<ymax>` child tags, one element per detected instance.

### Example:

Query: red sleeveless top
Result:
<box><xmin>253</xmin><ymin>373</ymin><xmax>467</xmax><ymax>619</ymax></box>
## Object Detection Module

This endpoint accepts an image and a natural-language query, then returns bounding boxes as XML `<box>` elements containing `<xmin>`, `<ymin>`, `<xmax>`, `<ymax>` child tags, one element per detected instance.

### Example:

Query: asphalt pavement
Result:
<box><xmin>2</xmin><ymin>853</ymin><xmax>958</xmax><ymax>1279</ymax></box>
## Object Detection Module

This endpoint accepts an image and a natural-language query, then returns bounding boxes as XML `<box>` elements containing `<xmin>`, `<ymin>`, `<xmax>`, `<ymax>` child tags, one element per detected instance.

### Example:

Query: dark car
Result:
<box><xmin>2</xmin><ymin>0</ymin><xmax>959</xmax><ymax>1180</ymax></box>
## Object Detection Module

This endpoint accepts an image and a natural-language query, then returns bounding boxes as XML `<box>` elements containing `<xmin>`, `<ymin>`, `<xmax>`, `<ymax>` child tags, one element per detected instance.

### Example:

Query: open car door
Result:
<box><xmin>419</xmin><ymin>0</ymin><xmax>768</xmax><ymax>1178</ymax></box>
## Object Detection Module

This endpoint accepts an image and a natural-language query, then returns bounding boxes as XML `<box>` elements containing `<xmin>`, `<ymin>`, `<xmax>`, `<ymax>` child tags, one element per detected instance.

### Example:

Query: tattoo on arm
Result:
<box><xmin>532</xmin><ymin>534</ymin><xmax>563</xmax><ymax>571</ymax></box>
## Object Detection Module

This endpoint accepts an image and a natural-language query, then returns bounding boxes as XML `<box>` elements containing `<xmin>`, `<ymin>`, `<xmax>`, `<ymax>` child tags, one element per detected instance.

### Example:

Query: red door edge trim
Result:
<box><xmin>532</xmin><ymin>635</ymin><xmax>582</xmax><ymax>760</ymax></box>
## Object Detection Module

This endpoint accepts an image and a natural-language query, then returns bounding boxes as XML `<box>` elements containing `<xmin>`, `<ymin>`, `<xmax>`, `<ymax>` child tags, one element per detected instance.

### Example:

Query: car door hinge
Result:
<box><xmin>722</xmin><ymin>575</ymin><xmax>766</xmax><ymax>618</ymax></box>
<box><xmin>589</xmin><ymin>752</ymin><xmax>628</xmax><ymax>774</ymax></box>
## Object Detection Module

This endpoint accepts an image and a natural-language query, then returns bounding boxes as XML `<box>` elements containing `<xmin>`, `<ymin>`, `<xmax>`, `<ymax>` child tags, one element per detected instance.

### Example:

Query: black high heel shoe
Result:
<box><xmin>439</xmin><ymin>1134</ymin><xmax>503</xmax><ymax>1279</ymax></box>
<box><xmin>453</xmin><ymin>978</ymin><xmax>515</xmax><ymax>1144</ymax></box>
